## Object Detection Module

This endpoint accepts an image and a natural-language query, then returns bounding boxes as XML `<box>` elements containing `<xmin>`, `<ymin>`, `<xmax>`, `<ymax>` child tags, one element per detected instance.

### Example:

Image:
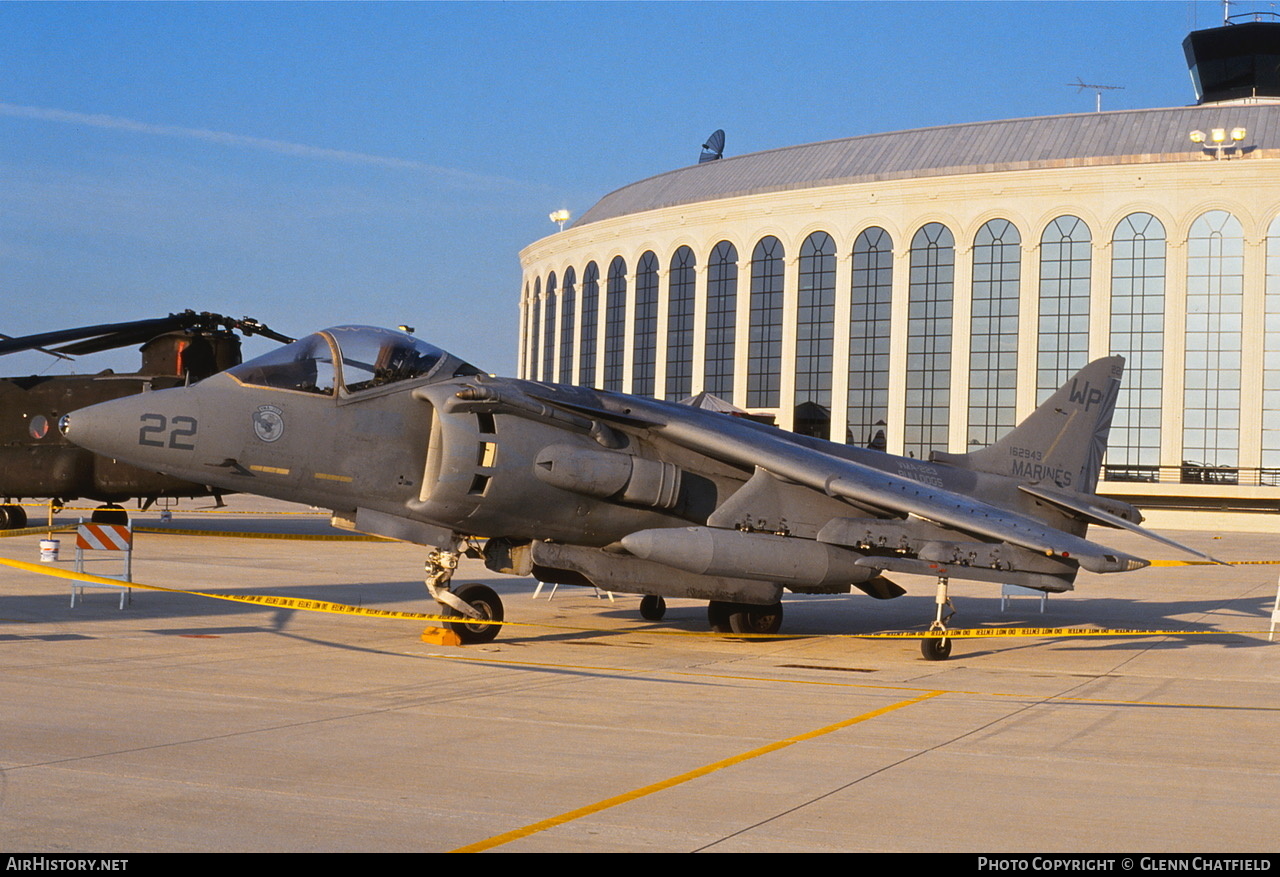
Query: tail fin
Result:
<box><xmin>931</xmin><ymin>357</ymin><xmax>1123</xmax><ymax>495</ymax></box>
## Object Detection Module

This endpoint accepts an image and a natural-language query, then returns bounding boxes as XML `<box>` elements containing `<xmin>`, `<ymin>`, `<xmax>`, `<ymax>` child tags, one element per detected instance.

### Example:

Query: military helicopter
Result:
<box><xmin>61</xmin><ymin>325</ymin><xmax>1219</xmax><ymax>659</ymax></box>
<box><xmin>0</xmin><ymin>312</ymin><xmax>293</xmax><ymax>528</ymax></box>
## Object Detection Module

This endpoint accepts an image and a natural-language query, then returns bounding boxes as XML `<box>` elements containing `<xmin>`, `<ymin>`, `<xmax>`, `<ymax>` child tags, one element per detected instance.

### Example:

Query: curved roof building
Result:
<box><xmin>518</xmin><ymin>19</ymin><xmax>1280</xmax><ymax>518</ymax></box>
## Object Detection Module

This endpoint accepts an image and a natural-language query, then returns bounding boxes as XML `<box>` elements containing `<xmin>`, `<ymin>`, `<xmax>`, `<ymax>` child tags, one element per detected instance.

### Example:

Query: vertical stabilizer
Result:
<box><xmin>931</xmin><ymin>357</ymin><xmax>1124</xmax><ymax>495</ymax></box>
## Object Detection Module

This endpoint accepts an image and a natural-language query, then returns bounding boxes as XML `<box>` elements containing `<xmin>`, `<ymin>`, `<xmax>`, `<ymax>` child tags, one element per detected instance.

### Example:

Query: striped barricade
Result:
<box><xmin>72</xmin><ymin>521</ymin><xmax>133</xmax><ymax>609</ymax></box>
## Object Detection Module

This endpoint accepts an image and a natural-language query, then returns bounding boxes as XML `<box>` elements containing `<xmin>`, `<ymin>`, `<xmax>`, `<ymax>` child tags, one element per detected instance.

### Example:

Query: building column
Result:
<box><xmin>778</xmin><ymin>252</ymin><xmax>801</xmax><ymax>431</ymax></box>
<box><xmin>831</xmin><ymin>248</ymin><xmax>853</xmax><ymax>444</ymax></box>
<box><xmin>950</xmin><ymin>236</ymin><xmax>973</xmax><ymax>454</ymax></box>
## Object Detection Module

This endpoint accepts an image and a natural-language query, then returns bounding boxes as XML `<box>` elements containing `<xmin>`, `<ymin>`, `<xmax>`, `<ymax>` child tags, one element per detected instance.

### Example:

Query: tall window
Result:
<box><xmin>542</xmin><ymin>272</ymin><xmax>557</xmax><ymax>383</ymax></box>
<box><xmin>632</xmin><ymin>252</ymin><xmax>658</xmax><ymax>397</ymax></box>
<box><xmin>559</xmin><ymin>267</ymin><xmax>576</xmax><ymax>383</ymax></box>
<box><xmin>704</xmin><ymin>241</ymin><xmax>738</xmax><ymax>402</ymax></box>
<box><xmin>1037</xmin><ymin>215</ymin><xmax>1091</xmax><ymax>402</ymax></box>
<box><xmin>905</xmin><ymin>222</ymin><xmax>953</xmax><ymax>459</ymax></box>
<box><xmin>747</xmin><ymin>235</ymin><xmax>784</xmax><ymax>408</ymax></box>
<box><xmin>1109</xmin><ymin>213</ymin><xmax>1166</xmax><ymax>470</ymax></box>
<box><xmin>666</xmin><ymin>246</ymin><xmax>696</xmax><ymax>400</ymax></box>
<box><xmin>1184</xmin><ymin>210</ymin><xmax>1243</xmax><ymax>467</ymax></box>
<box><xmin>849</xmin><ymin>227</ymin><xmax>892</xmax><ymax>448</ymax></box>
<box><xmin>1265</xmin><ymin>217</ymin><xmax>1280</xmax><ymax>469</ymax></box>
<box><xmin>529</xmin><ymin>277</ymin><xmax>541</xmax><ymax>381</ymax></box>
<box><xmin>968</xmin><ymin>219</ymin><xmax>1020</xmax><ymax>447</ymax></box>
<box><xmin>795</xmin><ymin>231</ymin><xmax>835</xmax><ymax>438</ymax></box>
<box><xmin>604</xmin><ymin>256</ymin><xmax>627</xmax><ymax>391</ymax></box>
<box><xmin>579</xmin><ymin>262</ymin><xmax>599</xmax><ymax>387</ymax></box>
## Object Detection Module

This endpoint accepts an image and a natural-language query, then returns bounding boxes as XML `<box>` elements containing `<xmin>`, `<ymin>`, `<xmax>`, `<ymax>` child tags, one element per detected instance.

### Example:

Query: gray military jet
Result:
<box><xmin>61</xmin><ymin>325</ymin><xmax>1218</xmax><ymax>659</ymax></box>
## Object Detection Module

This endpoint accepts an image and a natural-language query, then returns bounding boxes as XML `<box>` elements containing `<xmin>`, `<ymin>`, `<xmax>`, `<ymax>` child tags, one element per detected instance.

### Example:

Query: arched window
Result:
<box><xmin>632</xmin><ymin>252</ymin><xmax>659</xmax><ymax>397</ymax></box>
<box><xmin>1265</xmin><ymin>217</ymin><xmax>1280</xmax><ymax>470</ymax></box>
<box><xmin>542</xmin><ymin>272</ymin><xmax>557</xmax><ymax>383</ymax></box>
<box><xmin>579</xmin><ymin>262</ymin><xmax>600</xmax><ymax>388</ymax></box>
<box><xmin>604</xmin><ymin>256</ymin><xmax>627</xmax><ymax>391</ymax></box>
<box><xmin>1184</xmin><ymin>210</ymin><xmax>1243</xmax><ymax>468</ymax></box>
<box><xmin>795</xmin><ymin>231</ymin><xmax>835</xmax><ymax>438</ymax></box>
<box><xmin>530</xmin><ymin>277</ymin><xmax>541</xmax><ymax>381</ymax></box>
<box><xmin>704</xmin><ymin>241</ymin><xmax>738</xmax><ymax>402</ymax></box>
<box><xmin>1038</xmin><ymin>215</ymin><xmax>1091</xmax><ymax>402</ymax></box>
<box><xmin>666</xmin><ymin>246</ymin><xmax>696</xmax><ymax>400</ymax></box>
<box><xmin>748</xmin><ymin>235</ymin><xmax>784</xmax><ymax>408</ymax></box>
<box><xmin>968</xmin><ymin>219</ymin><xmax>1020</xmax><ymax>448</ymax></box>
<box><xmin>1109</xmin><ymin>213</ymin><xmax>1166</xmax><ymax>472</ymax></box>
<box><xmin>849</xmin><ymin>227</ymin><xmax>892</xmax><ymax>448</ymax></box>
<box><xmin>905</xmin><ymin>222</ymin><xmax>954</xmax><ymax>459</ymax></box>
<box><xmin>559</xmin><ymin>266</ymin><xmax>577</xmax><ymax>383</ymax></box>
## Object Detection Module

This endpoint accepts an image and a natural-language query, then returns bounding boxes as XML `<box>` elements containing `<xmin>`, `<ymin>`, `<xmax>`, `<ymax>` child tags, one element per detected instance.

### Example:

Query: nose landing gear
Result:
<box><xmin>424</xmin><ymin>545</ymin><xmax>504</xmax><ymax>644</ymax></box>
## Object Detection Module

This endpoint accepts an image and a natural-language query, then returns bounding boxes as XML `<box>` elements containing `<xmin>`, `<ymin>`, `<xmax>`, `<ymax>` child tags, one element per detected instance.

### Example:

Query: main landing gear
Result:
<box><xmin>639</xmin><ymin>594</ymin><xmax>666</xmax><ymax>621</ymax></box>
<box><xmin>707</xmin><ymin>599</ymin><xmax>784</xmax><ymax>635</ymax></box>
<box><xmin>921</xmin><ymin>576</ymin><xmax>955</xmax><ymax>661</ymax></box>
<box><xmin>90</xmin><ymin>504</ymin><xmax>129</xmax><ymax>525</ymax></box>
<box><xmin>0</xmin><ymin>504</ymin><xmax>27</xmax><ymax>530</ymax></box>
<box><xmin>423</xmin><ymin>546</ymin><xmax>504</xmax><ymax>644</ymax></box>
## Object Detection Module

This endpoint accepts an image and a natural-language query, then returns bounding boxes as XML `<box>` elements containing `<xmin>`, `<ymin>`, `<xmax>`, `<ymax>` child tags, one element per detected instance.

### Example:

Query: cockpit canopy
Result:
<box><xmin>227</xmin><ymin>326</ymin><xmax>483</xmax><ymax>396</ymax></box>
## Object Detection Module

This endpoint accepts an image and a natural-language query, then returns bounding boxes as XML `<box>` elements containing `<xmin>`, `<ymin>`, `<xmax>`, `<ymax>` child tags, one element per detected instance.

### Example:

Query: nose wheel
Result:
<box><xmin>424</xmin><ymin>545</ymin><xmax>505</xmax><ymax>644</ymax></box>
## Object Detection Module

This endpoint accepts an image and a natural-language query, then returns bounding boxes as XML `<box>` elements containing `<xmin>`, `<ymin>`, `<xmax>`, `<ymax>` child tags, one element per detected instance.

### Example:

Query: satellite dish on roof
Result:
<box><xmin>699</xmin><ymin>129</ymin><xmax>725</xmax><ymax>163</ymax></box>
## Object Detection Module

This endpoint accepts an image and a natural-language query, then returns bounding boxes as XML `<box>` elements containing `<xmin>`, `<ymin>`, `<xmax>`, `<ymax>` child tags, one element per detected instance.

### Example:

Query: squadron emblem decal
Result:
<box><xmin>252</xmin><ymin>405</ymin><xmax>285</xmax><ymax>443</ymax></box>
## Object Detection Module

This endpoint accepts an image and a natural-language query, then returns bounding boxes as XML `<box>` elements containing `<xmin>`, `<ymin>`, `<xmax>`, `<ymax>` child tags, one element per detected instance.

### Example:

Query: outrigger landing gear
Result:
<box><xmin>921</xmin><ymin>576</ymin><xmax>955</xmax><ymax>661</ymax></box>
<box><xmin>423</xmin><ymin>545</ymin><xmax>504</xmax><ymax>644</ymax></box>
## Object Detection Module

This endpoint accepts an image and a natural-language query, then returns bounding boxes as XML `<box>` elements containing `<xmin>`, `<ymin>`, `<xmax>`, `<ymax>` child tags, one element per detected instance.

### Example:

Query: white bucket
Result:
<box><xmin>39</xmin><ymin>539</ymin><xmax>59</xmax><ymax>562</ymax></box>
<box><xmin>159</xmin><ymin>510</ymin><xmax>172</xmax><ymax>523</ymax></box>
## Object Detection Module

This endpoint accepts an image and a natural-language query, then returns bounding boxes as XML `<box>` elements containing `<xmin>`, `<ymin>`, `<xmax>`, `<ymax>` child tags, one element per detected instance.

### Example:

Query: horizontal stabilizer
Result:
<box><xmin>1019</xmin><ymin>484</ymin><xmax>1228</xmax><ymax>565</ymax></box>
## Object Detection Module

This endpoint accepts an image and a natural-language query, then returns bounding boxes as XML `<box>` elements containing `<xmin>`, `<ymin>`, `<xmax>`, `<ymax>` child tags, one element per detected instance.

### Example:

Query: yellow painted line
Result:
<box><xmin>450</xmin><ymin>689</ymin><xmax>943</xmax><ymax>853</ymax></box>
<box><xmin>248</xmin><ymin>465</ymin><xmax>291</xmax><ymax>475</ymax></box>
<box><xmin>313</xmin><ymin>472</ymin><xmax>354</xmax><ymax>483</ymax></box>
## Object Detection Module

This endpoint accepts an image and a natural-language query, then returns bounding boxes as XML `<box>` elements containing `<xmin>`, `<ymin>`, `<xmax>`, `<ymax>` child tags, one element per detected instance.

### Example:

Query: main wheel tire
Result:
<box><xmin>91</xmin><ymin>506</ymin><xmax>129</xmax><ymax>526</ymax></box>
<box><xmin>729</xmin><ymin>602</ymin><xmax>784</xmax><ymax>635</ymax></box>
<box><xmin>444</xmin><ymin>583</ymin><xmax>504</xmax><ymax>644</ymax></box>
<box><xmin>707</xmin><ymin>600</ymin><xmax>733</xmax><ymax>633</ymax></box>
<box><xmin>921</xmin><ymin>635</ymin><xmax>952</xmax><ymax>661</ymax></box>
<box><xmin>639</xmin><ymin>594</ymin><xmax>666</xmax><ymax>621</ymax></box>
<box><xmin>8</xmin><ymin>505</ymin><xmax>27</xmax><ymax>529</ymax></box>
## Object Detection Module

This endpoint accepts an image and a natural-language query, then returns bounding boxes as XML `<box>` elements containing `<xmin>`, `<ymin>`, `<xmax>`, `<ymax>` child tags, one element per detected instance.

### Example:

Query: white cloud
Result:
<box><xmin>0</xmin><ymin>101</ymin><xmax>530</xmax><ymax>190</ymax></box>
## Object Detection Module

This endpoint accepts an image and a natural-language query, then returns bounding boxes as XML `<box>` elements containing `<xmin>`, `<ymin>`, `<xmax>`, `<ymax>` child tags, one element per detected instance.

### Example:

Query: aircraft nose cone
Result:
<box><xmin>63</xmin><ymin>397</ymin><xmax>134</xmax><ymax>457</ymax></box>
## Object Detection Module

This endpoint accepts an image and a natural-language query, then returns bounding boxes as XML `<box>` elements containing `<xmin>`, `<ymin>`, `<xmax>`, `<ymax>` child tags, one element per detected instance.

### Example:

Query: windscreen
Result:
<box><xmin>226</xmin><ymin>332</ymin><xmax>336</xmax><ymax>395</ymax></box>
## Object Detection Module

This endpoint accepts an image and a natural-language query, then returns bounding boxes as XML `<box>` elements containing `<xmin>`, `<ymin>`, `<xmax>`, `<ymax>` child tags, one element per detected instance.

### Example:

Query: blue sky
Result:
<box><xmin>0</xmin><ymin>1</ymin><xmax>1233</xmax><ymax>375</ymax></box>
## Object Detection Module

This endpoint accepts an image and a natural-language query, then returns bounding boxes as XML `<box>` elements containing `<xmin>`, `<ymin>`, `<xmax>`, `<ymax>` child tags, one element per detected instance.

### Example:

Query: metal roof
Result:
<box><xmin>573</xmin><ymin>105</ymin><xmax>1280</xmax><ymax>228</ymax></box>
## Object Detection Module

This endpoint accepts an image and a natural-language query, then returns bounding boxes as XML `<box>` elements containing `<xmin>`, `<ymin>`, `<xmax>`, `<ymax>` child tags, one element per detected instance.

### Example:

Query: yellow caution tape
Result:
<box><xmin>0</xmin><ymin>555</ymin><xmax>503</xmax><ymax>626</ymax></box>
<box><xmin>0</xmin><ymin>526</ymin><xmax>78</xmax><ymax>539</ymax></box>
<box><xmin>132</xmin><ymin>526</ymin><xmax>394</xmax><ymax>541</ymax></box>
<box><xmin>1</xmin><ymin>555</ymin><xmax>1267</xmax><ymax>641</ymax></box>
<box><xmin>0</xmin><ymin>525</ymin><xmax>391</xmax><ymax>542</ymax></box>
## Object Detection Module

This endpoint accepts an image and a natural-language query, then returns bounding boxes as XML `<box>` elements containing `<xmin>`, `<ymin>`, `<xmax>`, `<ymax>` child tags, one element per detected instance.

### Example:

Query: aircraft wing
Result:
<box><xmin>525</xmin><ymin>390</ymin><xmax>1197</xmax><ymax>574</ymax></box>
